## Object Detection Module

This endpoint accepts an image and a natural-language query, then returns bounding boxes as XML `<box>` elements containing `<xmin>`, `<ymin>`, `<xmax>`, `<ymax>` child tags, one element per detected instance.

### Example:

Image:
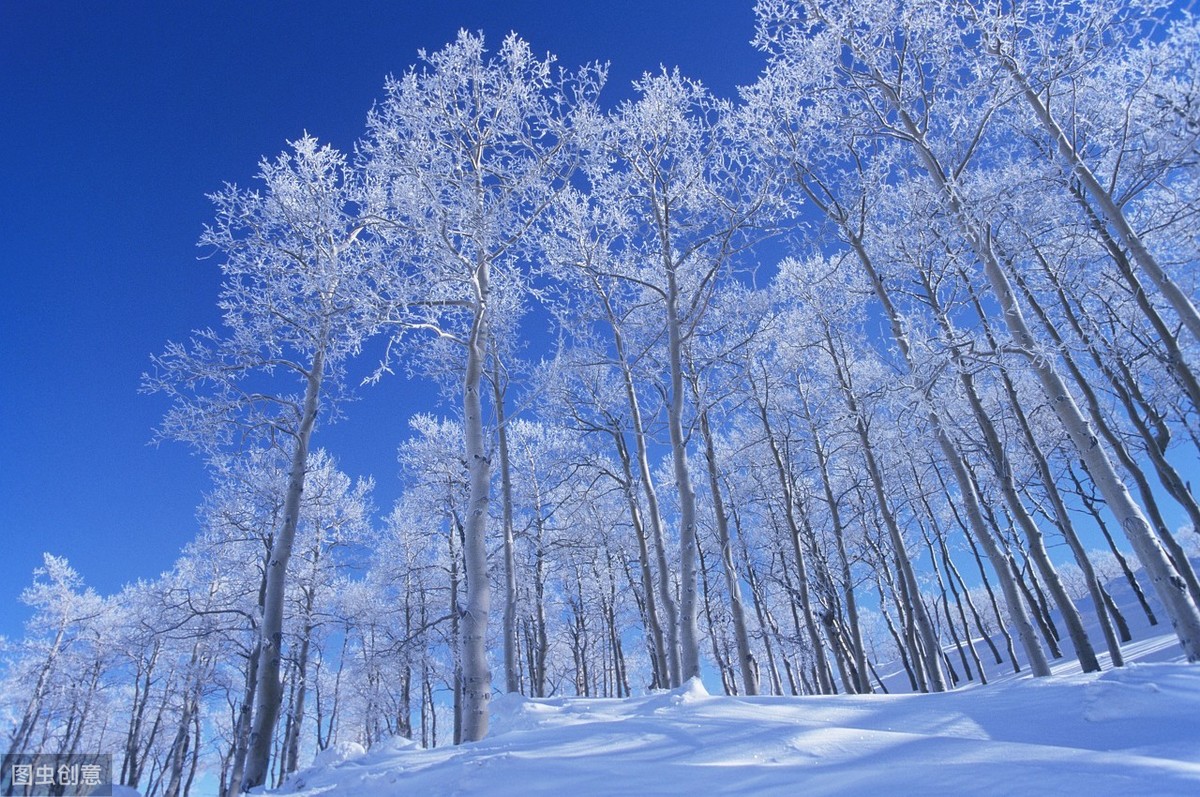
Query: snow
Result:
<box><xmin>274</xmin><ymin>637</ymin><xmax>1200</xmax><ymax>797</ymax></box>
<box><xmin>309</xmin><ymin>740</ymin><xmax>369</xmax><ymax>770</ymax></box>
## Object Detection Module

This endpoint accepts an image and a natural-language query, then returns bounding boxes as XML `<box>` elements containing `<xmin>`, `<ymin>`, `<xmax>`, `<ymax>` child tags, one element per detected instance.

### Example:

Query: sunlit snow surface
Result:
<box><xmin>274</xmin><ymin>634</ymin><xmax>1200</xmax><ymax>796</ymax></box>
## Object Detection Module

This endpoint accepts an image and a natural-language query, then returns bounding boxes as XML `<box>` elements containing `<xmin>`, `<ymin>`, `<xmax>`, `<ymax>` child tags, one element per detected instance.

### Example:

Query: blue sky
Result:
<box><xmin>0</xmin><ymin>1</ymin><xmax>764</xmax><ymax>639</ymax></box>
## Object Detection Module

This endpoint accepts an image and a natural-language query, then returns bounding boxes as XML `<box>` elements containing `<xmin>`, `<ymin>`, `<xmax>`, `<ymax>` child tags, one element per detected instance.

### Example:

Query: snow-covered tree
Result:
<box><xmin>548</xmin><ymin>69</ymin><xmax>775</xmax><ymax>683</ymax></box>
<box><xmin>145</xmin><ymin>135</ymin><xmax>382</xmax><ymax>789</ymax></box>
<box><xmin>359</xmin><ymin>32</ymin><xmax>602</xmax><ymax>740</ymax></box>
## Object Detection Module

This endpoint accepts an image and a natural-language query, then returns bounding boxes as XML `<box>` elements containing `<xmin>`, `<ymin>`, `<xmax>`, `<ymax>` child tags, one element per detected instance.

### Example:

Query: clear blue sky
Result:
<box><xmin>0</xmin><ymin>1</ymin><xmax>763</xmax><ymax>639</ymax></box>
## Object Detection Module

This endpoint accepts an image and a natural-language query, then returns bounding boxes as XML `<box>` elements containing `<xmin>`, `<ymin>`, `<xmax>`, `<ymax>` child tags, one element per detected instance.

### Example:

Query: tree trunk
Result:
<box><xmin>664</xmin><ymin>263</ymin><xmax>702</xmax><ymax>682</ymax></box>
<box><xmin>696</xmin><ymin>539</ymin><xmax>734</xmax><ymax>693</ymax></box>
<box><xmin>874</xmin><ymin>565</ymin><xmax>918</xmax><ymax>691</ymax></box>
<box><xmin>525</xmin><ymin>468</ymin><xmax>552</xmax><ymax>698</ymax></box>
<box><xmin>956</xmin><ymin>272</ymin><xmax>1125</xmax><ymax>668</ymax></box>
<box><xmin>735</xmin><ymin>508</ymin><xmax>782</xmax><ymax>695</ymax></box>
<box><xmin>1067</xmin><ymin>463</ymin><xmax>1159</xmax><ymax>627</ymax></box>
<box><xmin>594</xmin><ymin>280</ymin><xmax>682</xmax><ymax>686</ymax></box>
<box><xmin>843</xmin><ymin>229</ymin><xmax>1049</xmax><ymax>677</ymax></box>
<box><xmin>920</xmin><ymin>273</ymin><xmax>1099</xmax><ymax>673</ymax></box>
<box><xmin>825</xmin><ymin>324</ymin><xmax>947</xmax><ymax>691</ymax></box>
<box><xmin>908</xmin><ymin>469</ymin><xmax>993</xmax><ymax>682</ymax></box>
<box><xmin>283</xmin><ymin>606</ymin><xmax>314</xmax><ymax>773</ymax></box>
<box><xmin>1015</xmin><ymin>267</ymin><xmax>1197</xmax><ymax>617</ymax></box>
<box><xmin>805</xmin><ymin>402</ymin><xmax>870</xmax><ymax>693</ymax></box>
<box><xmin>611</xmin><ymin>429</ymin><xmax>670</xmax><ymax>689</ymax></box>
<box><xmin>891</xmin><ymin>100</ymin><xmax>1200</xmax><ymax>661</ymax></box>
<box><xmin>1028</xmin><ymin>246</ymin><xmax>1200</xmax><ymax>559</ymax></box>
<box><xmin>449</xmin><ymin>509</ymin><xmax>463</xmax><ymax>745</ymax></box>
<box><xmin>120</xmin><ymin>640</ymin><xmax>161</xmax><ymax>788</ymax></box>
<box><xmin>919</xmin><ymin>518</ymin><xmax>974</xmax><ymax>683</ymax></box>
<box><xmin>751</xmin><ymin>371</ymin><xmax>834</xmax><ymax>693</ymax></box>
<box><xmin>458</xmin><ymin>261</ymin><xmax>494</xmax><ymax>741</ymax></box>
<box><xmin>490</xmin><ymin>352</ymin><xmax>521</xmax><ymax>695</ymax></box>
<box><xmin>242</xmin><ymin>347</ymin><xmax>324</xmax><ymax>790</ymax></box>
<box><xmin>1067</xmin><ymin>184</ymin><xmax>1200</xmax><ymax>414</ymax></box>
<box><xmin>696</xmin><ymin>401</ymin><xmax>759</xmax><ymax>695</ymax></box>
<box><xmin>165</xmin><ymin>648</ymin><xmax>204</xmax><ymax>797</ymax></box>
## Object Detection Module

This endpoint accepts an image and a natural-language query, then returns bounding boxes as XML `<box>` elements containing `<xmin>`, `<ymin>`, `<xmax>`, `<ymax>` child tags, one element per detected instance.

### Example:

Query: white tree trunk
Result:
<box><xmin>490</xmin><ymin>357</ymin><xmax>520</xmax><ymax>694</ymax></box>
<box><xmin>665</xmin><ymin>266</ymin><xmax>702</xmax><ymax>682</ymax></box>
<box><xmin>600</xmin><ymin>285</ymin><xmax>682</xmax><ymax>686</ymax></box>
<box><xmin>826</xmin><ymin>327</ymin><xmax>947</xmax><ymax>692</ymax></box>
<box><xmin>897</xmin><ymin>107</ymin><xmax>1200</xmax><ymax>661</ymax></box>
<box><xmin>460</xmin><ymin>269</ymin><xmax>493</xmax><ymax>742</ymax></box>
<box><xmin>921</xmin><ymin>277</ymin><xmax>1100</xmax><ymax>674</ymax></box>
<box><xmin>242</xmin><ymin>346</ymin><xmax>324</xmax><ymax>791</ymax></box>
<box><xmin>611</xmin><ymin>430</ymin><xmax>671</xmax><ymax>689</ymax></box>
<box><xmin>697</xmin><ymin>403</ymin><xmax>759</xmax><ymax>695</ymax></box>
<box><xmin>807</xmin><ymin>409</ymin><xmax>871</xmax><ymax>693</ymax></box>
<box><xmin>848</xmin><ymin>234</ymin><xmax>1052</xmax><ymax>677</ymax></box>
<box><xmin>753</xmin><ymin>380</ymin><xmax>835</xmax><ymax>694</ymax></box>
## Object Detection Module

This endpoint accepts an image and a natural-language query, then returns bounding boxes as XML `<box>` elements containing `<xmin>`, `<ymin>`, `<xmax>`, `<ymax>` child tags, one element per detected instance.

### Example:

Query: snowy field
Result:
<box><xmin>274</xmin><ymin>633</ymin><xmax>1200</xmax><ymax>797</ymax></box>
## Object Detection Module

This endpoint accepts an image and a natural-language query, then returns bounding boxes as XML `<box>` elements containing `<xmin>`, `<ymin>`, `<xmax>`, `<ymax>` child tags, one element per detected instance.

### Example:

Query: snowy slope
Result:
<box><xmin>274</xmin><ymin>636</ymin><xmax>1200</xmax><ymax>797</ymax></box>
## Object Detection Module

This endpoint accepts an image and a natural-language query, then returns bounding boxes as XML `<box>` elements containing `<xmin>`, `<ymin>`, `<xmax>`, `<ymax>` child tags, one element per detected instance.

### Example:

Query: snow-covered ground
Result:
<box><xmin>274</xmin><ymin>632</ymin><xmax>1200</xmax><ymax>796</ymax></box>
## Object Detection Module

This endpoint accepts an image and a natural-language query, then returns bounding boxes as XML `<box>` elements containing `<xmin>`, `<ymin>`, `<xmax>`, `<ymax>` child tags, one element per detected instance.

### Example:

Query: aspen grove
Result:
<box><xmin>3</xmin><ymin>2</ymin><xmax>1199</xmax><ymax>794</ymax></box>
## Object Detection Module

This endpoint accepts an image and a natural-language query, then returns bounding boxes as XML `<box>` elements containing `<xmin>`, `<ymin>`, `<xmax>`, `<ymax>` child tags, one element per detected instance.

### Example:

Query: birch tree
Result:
<box><xmin>741</xmin><ymin>49</ymin><xmax>1054</xmax><ymax>678</ymax></box>
<box><xmin>360</xmin><ymin>32</ymin><xmax>601</xmax><ymax>740</ymax></box>
<box><xmin>3</xmin><ymin>556</ymin><xmax>107</xmax><ymax>760</ymax></box>
<box><xmin>145</xmin><ymin>135</ymin><xmax>380</xmax><ymax>789</ymax></box>
<box><xmin>554</xmin><ymin>70</ymin><xmax>774</xmax><ymax>682</ymax></box>
<box><xmin>960</xmin><ymin>0</ymin><xmax>1200</xmax><ymax>346</ymax></box>
<box><xmin>755</xmin><ymin>0</ymin><xmax>1200</xmax><ymax>662</ymax></box>
<box><xmin>537</xmin><ymin>342</ymin><xmax>673</xmax><ymax>690</ymax></box>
